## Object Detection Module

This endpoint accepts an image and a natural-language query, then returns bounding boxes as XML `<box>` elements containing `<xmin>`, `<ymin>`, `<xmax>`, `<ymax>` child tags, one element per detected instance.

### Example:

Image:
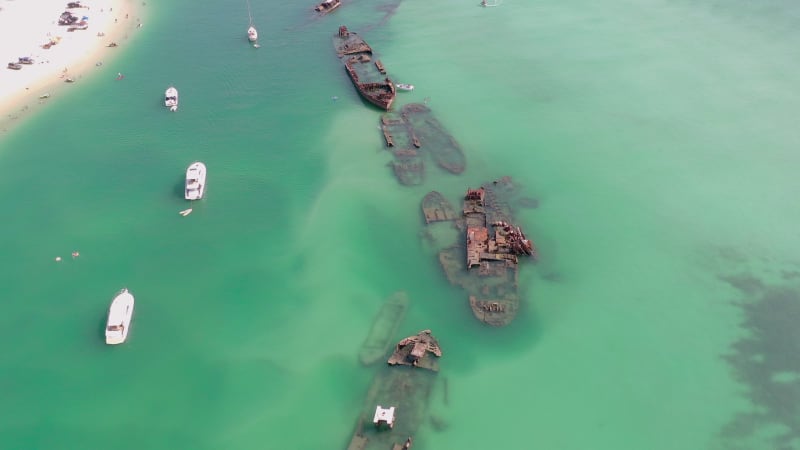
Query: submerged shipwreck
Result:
<box><xmin>400</xmin><ymin>103</ymin><xmax>465</xmax><ymax>175</ymax></box>
<box><xmin>348</xmin><ymin>330</ymin><xmax>443</xmax><ymax>450</ymax></box>
<box><xmin>379</xmin><ymin>104</ymin><xmax>465</xmax><ymax>185</ymax></box>
<box><xmin>422</xmin><ymin>180</ymin><xmax>535</xmax><ymax>326</ymax></box>
<box><xmin>333</xmin><ymin>26</ymin><xmax>396</xmax><ymax>110</ymax></box>
<box><xmin>381</xmin><ymin>113</ymin><xmax>423</xmax><ymax>185</ymax></box>
<box><xmin>359</xmin><ymin>292</ymin><xmax>409</xmax><ymax>366</ymax></box>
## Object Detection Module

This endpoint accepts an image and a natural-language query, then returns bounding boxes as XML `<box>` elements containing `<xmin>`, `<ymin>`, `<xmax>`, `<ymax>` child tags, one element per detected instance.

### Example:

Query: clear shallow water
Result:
<box><xmin>2</xmin><ymin>0</ymin><xmax>800</xmax><ymax>449</ymax></box>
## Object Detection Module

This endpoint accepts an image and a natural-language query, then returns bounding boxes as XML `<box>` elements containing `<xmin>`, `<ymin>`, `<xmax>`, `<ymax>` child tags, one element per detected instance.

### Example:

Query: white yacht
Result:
<box><xmin>164</xmin><ymin>86</ymin><xmax>178</xmax><ymax>112</ymax></box>
<box><xmin>185</xmin><ymin>161</ymin><xmax>207</xmax><ymax>200</ymax></box>
<box><xmin>247</xmin><ymin>26</ymin><xmax>258</xmax><ymax>42</ymax></box>
<box><xmin>105</xmin><ymin>288</ymin><xmax>135</xmax><ymax>345</ymax></box>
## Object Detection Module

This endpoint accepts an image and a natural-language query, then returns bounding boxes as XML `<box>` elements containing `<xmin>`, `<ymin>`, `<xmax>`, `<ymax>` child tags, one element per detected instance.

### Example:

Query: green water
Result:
<box><xmin>2</xmin><ymin>0</ymin><xmax>800</xmax><ymax>448</ymax></box>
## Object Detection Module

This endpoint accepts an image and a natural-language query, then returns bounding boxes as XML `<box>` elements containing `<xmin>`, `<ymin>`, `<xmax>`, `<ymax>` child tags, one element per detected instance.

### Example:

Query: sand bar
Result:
<box><xmin>0</xmin><ymin>0</ymin><xmax>146</xmax><ymax>134</ymax></box>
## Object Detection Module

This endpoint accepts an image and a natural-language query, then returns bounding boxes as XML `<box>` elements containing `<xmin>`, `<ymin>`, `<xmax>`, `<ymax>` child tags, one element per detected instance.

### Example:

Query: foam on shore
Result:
<box><xmin>0</xmin><ymin>0</ymin><xmax>148</xmax><ymax>134</ymax></box>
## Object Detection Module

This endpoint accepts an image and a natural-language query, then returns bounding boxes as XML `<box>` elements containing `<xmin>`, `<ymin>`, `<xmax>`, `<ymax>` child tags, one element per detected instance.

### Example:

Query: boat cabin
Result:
<box><xmin>373</xmin><ymin>405</ymin><xmax>396</xmax><ymax>429</ymax></box>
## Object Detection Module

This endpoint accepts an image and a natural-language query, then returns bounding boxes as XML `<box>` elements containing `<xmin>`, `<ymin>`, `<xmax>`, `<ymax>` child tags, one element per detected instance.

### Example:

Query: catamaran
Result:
<box><xmin>105</xmin><ymin>288</ymin><xmax>135</xmax><ymax>345</ymax></box>
<box><xmin>164</xmin><ymin>86</ymin><xmax>178</xmax><ymax>112</ymax></box>
<box><xmin>185</xmin><ymin>161</ymin><xmax>207</xmax><ymax>200</ymax></box>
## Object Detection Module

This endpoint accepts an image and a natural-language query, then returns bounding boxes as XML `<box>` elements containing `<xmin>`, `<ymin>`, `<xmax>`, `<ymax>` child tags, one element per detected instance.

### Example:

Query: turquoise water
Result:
<box><xmin>2</xmin><ymin>0</ymin><xmax>800</xmax><ymax>448</ymax></box>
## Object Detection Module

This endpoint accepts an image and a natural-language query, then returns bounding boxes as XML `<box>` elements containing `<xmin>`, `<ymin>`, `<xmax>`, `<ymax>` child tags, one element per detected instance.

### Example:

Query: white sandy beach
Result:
<box><xmin>0</xmin><ymin>0</ymin><xmax>145</xmax><ymax>132</ymax></box>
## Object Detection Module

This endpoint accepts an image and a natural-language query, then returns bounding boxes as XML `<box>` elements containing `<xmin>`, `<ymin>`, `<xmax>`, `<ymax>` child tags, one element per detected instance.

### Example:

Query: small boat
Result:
<box><xmin>105</xmin><ymin>288</ymin><xmax>135</xmax><ymax>345</ymax></box>
<box><xmin>314</xmin><ymin>0</ymin><xmax>341</xmax><ymax>13</ymax></box>
<box><xmin>116</xmin><ymin>72</ymin><xmax>124</xmax><ymax>80</ymax></box>
<box><xmin>247</xmin><ymin>26</ymin><xmax>258</xmax><ymax>42</ymax></box>
<box><xmin>18</xmin><ymin>57</ymin><xmax>33</xmax><ymax>65</ymax></box>
<box><xmin>65</xmin><ymin>77</ymin><xmax>75</xmax><ymax>83</ymax></box>
<box><xmin>7</xmin><ymin>62</ymin><xmax>22</xmax><ymax>70</ymax></box>
<box><xmin>395</xmin><ymin>83</ymin><xmax>414</xmax><ymax>91</ymax></box>
<box><xmin>164</xmin><ymin>86</ymin><xmax>178</xmax><ymax>112</ymax></box>
<box><xmin>179</xmin><ymin>208</ymin><xmax>192</xmax><ymax>216</ymax></box>
<box><xmin>185</xmin><ymin>161</ymin><xmax>207</xmax><ymax>200</ymax></box>
<box><xmin>358</xmin><ymin>292</ymin><xmax>409</xmax><ymax>365</ymax></box>
<box><xmin>107</xmin><ymin>42</ymin><xmax>118</xmax><ymax>47</ymax></box>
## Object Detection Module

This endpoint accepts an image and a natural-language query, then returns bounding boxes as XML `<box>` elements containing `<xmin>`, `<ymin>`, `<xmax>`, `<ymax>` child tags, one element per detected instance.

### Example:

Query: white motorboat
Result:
<box><xmin>247</xmin><ymin>26</ymin><xmax>258</xmax><ymax>42</ymax></box>
<box><xmin>164</xmin><ymin>86</ymin><xmax>178</xmax><ymax>112</ymax></box>
<box><xmin>105</xmin><ymin>288</ymin><xmax>135</xmax><ymax>345</ymax></box>
<box><xmin>396</xmin><ymin>83</ymin><xmax>414</xmax><ymax>91</ymax></box>
<box><xmin>185</xmin><ymin>161</ymin><xmax>207</xmax><ymax>200</ymax></box>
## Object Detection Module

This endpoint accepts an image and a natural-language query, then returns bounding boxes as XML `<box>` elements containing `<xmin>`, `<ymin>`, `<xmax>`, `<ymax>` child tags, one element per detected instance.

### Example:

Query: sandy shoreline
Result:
<box><xmin>0</xmin><ymin>0</ymin><xmax>148</xmax><ymax>134</ymax></box>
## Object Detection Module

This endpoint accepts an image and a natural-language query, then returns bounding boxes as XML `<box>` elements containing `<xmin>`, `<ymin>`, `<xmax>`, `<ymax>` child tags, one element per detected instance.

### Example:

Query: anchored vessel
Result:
<box><xmin>401</xmin><ymin>103</ymin><xmax>465</xmax><ymax>174</ymax></box>
<box><xmin>347</xmin><ymin>330</ymin><xmax>443</xmax><ymax>450</ymax></box>
<box><xmin>315</xmin><ymin>0</ymin><xmax>341</xmax><ymax>13</ymax></box>
<box><xmin>333</xmin><ymin>26</ymin><xmax>396</xmax><ymax>110</ymax></box>
<box><xmin>381</xmin><ymin>113</ymin><xmax>423</xmax><ymax>185</ymax></box>
<box><xmin>359</xmin><ymin>292</ymin><xmax>410</xmax><ymax>366</ymax></box>
<box><xmin>105</xmin><ymin>288</ymin><xmax>135</xmax><ymax>345</ymax></box>
<box><xmin>164</xmin><ymin>86</ymin><xmax>178</xmax><ymax>112</ymax></box>
<box><xmin>185</xmin><ymin>162</ymin><xmax>207</xmax><ymax>200</ymax></box>
<box><xmin>423</xmin><ymin>180</ymin><xmax>535</xmax><ymax>326</ymax></box>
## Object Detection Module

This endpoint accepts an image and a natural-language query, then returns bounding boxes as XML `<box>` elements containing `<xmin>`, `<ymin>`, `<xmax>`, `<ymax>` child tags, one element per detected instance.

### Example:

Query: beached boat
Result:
<box><xmin>185</xmin><ymin>162</ymin><xmax>207</xmax><ymax>200</ymax></box>
<box><xmin>347</xmin><ymin>330</ymin><xmax>443</xmax><ymax>450</ymax></box>
<box><xmin>315</xmin><ymin>0</ymin><xmax>341</xmax><ymax>13</ymax></box>
<box><xmin>105</xmin><ymin>288</ymin><xmax>135</xmax><ymax>345</ymax></box>
<box><xmin>424</xmin><ymin>180</ymin><xmax>535</xmax><ymax>326</ymax></box>
<box><xmin>333</xmin><ymin>26</ymin><xmax>396</xmax><ymax>110</ymax></box>
<box><xmin>164</xmin><ymin>86</ymin><xmax>178</xmax><ymax>112</ymax></box>
<box><xmin>68</xmin><ymin>21</ymin><xmax>88</xmax><ymax>31</ymax></box>
<box><xmin>401</xmin><ymin>103</ymin><xmax>465</xmax><ymax>174</ymax></box>
<box><xmin>7</xmin><ymin>62</ymin><xmax>22</xmax><ymax>70</ymax></box>
<box><xmin>422</xmin><ymin>191</ymin><xmax>457</xmax><ymax>224</ymax></box>
<box><xmin>395</xmin><ymin>83</ymin><xmax>414</xmax><ymax>91</ymax></box>
<box><xmin>359</xmin><ymin>292</ymin><xmax>409</xmax><ymax>366</ymax></box>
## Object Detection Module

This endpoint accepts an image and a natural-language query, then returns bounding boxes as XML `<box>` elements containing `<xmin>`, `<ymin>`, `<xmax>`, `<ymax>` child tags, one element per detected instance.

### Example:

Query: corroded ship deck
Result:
<box><xmin>347</xmin><ymin>330</ymin><xmax>443</xmax><ymax>450</ymax></box>
<box><xmin>333</xmin><ymin>26</ymin><xmax>396</xmax><ymax>110</ymax></box>
<box><xmin>422</xmin><ymin>179</ymin><xmax>535</xmax><ymax>326</ymax></box>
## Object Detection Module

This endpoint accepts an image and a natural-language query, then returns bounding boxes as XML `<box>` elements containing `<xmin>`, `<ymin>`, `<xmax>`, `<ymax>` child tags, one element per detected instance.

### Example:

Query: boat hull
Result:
<box><xmin>358</xmin><ymin>292</ymin><xmax>409</xmax><ymax>365</ymax></box>
<box><xmin>400</xmin><ymin>103</ymin><xmax>465</xmax><ymax>174</ymax></box>
<box><xmin>164</xmin><ymin>87</ymin><xmax>178</xmax><ymax>111</ymax></box>
<box><xmin>422</xmin><ymin>191</ymin><xmax>457</xmax><ymax>224</ymax></box>
<box><xmin>347</xmin><ymin>330</ymin><xmax>442</xmax><ymax>450</ymax></box>
<box><xmin>185</xmin><ymin>162</ymin><xmax>206</xmax><ymax>200</ymax></box>
<box><xmin>333</xmin><ymin>26</ymin><xmax>396</xmax><ymax>111</ymax></box>
<box><xmin>105</xmin><ymin>289</ymin><xmax>134</xmax><ymax>345</ymax></box>
<box><xmin>424</xmin><ymin>179</ymin><xmax>534</xmax><ymax>327</ymax></box>
<box><xmin>380</xmin><ymin>113</ymin><xmax>423</xmax><ymax>185</ymax></box>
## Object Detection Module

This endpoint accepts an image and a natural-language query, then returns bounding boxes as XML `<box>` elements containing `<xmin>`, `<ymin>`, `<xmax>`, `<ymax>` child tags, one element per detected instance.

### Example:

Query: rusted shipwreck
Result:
<box><xmin>333</xmin><ymin>26</ymin><xmax>396</xmax><ymax>110</ymax></box>
<box><xmin>422</xmin><ymin>181</ymin><xmax>535</xmax><ymax>326</ymax></box>
<box><xmin>347</xmin><ymin>330</ymin><xmax>443</xmax><ymax>450</ymax></box>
